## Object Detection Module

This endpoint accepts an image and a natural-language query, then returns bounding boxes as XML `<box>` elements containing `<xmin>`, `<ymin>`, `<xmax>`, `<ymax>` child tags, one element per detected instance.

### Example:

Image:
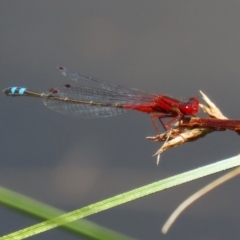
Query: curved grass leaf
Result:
<box><xmin>1</xmin><ymin>154</ymin><xmax>240</xmax><ymax>240</ymax></box>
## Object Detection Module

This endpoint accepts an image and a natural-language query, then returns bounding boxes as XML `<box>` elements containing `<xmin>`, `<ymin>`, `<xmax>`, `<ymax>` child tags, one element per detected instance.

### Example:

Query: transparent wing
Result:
<box><xmin>57</xmin><ymin>67</ymin><xmax>150</xmax><ymax>96</ymax></box>
<box><xmin>43</xmin><ymin>80</ymin><xmax>155</xmax><ymax>118</ymax></box>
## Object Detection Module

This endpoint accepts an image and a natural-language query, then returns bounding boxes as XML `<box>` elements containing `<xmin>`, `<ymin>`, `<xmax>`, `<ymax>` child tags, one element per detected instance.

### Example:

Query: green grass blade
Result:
<box><xmin>1</xmin><ymin>154</ymin><xmax>240</xmax><ymax>240</ymax></box>
<box><xmin>0</xmin><ymin>186</ymin><xmax>134</xmax><ymax>240</ymax></box>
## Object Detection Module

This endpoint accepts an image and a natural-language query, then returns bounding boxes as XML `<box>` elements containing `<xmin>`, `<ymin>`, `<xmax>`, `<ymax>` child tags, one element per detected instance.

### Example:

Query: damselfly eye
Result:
<box><xmin>179</xmin><ymin>98</ymin><xmax>199</xmax><ymax>115</ymax></box>
<box><xmin>189</xmin><ymin>98</ymin><xmax>199</xmax><ymax>114</ymax></box>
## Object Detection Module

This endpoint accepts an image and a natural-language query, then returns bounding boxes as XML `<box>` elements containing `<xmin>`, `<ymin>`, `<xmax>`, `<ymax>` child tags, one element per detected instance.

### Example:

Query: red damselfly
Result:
<box><xmin>3</xmin><ymin>67</ymin><xmax>199</xmax><ymax>132</ymax></box>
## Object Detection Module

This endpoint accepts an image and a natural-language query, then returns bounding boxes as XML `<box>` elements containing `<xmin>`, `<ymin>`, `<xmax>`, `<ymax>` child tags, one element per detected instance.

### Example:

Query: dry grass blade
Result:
<box><xmin>162</xmin><ymin>166</ymin><xmax>240</xmax><ymax>234</ymax></box>
<box><xmin>199</xmin><ymin>90</ymin><xmax>227</xmax><ymax>119</ymax></box>
<box><xmin>147</xmin><ymin>127</ymin><xmax>214</xmax><ymax>155</ymax></box>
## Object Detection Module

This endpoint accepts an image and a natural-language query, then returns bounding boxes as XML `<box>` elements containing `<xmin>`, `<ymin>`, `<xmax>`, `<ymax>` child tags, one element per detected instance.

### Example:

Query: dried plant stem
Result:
<box><xmin>162</xmin><ymin>166</ymin><xmax>240</xmax><ymax>234</ymax></box>
<box><xmin>147</xmin><ymin>90</ymin><xmax>237</xmax><ymax>154</ymax></box>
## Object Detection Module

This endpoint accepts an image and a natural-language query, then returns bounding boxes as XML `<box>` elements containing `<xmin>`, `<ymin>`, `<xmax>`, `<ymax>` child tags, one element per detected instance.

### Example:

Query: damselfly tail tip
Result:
<box><xmin>3</xmin><ymin>87</ymin><xmax>10</xmax><ymax>96</ymax></box>
<box><xmin>2</xmin><ymin>87</ymin><xmax>27</xmax><ymax>97</ymax></box>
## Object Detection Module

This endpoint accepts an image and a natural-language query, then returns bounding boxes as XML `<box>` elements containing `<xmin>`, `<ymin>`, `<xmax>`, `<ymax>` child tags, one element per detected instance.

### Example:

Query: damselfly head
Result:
<box><xmin>189</xmin><ymin>97</ymin><xmax>199</xmax><ymax>114</ymax></box>
<box><xmin>179</xmin><ymin>97</ymin><xmax>199</xmax><ymax>115</ymax></box>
